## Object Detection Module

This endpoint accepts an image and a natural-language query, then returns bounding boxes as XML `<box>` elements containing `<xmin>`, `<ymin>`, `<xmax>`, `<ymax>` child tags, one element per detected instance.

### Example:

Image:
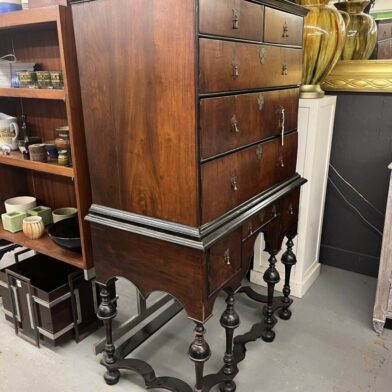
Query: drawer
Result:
<box><xmin>281</xmin><ymin>188</ymin><xmax>300</xmax><ymax>233</ymax></box>
<box><xmin>264</xmin><ymin>7</ymin><xmax>303</xmax><ymax>47</ymax></box>
<box><xmin>377</xmin><ymin>39</ymin><xmax>392</xmax><ymax>60</ymax></box>
<box><xmin>199</xmin><ymin>0</ymin><xmax>264</xmax><ymax>41</ymax></box>
<box><xmin>201</xmin><ymin>131</ymin><xmax>298</xmax><ymax>223</ymax></box>
<box><xmin>241</xmin><ymin>200</ymin><xmax>281</xmax><ymax>240</ymax></box>
<box><xmin>199</xmin><ymin>38</ymin><xmax>303</xmax><ymax>93</ymax></box>
<box><xmin>378</xmin><ymin>23</ymin><xmax>392</xmax><ymax>41</ymax></box>
<box><xmin>200</xmin><ymin>88</ymin><xmax>299</xmax><ymax>159</ymax></box>
<box><xmin>208</xmin><ymin>228</ymin><xmax>242</xmax><ymax>294</ymax></box>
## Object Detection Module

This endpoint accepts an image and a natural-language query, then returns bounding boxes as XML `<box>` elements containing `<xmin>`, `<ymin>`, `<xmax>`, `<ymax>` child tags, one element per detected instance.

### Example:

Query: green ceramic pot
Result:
<box><xmin>299</xmin><ymin>0</ymin><xmax>346</xmax><ymax>98</ymax></box>
<box><xmin>335</xmin><ymin>1</ymin><xmax>377</xmax><ymax>60</ymax></box>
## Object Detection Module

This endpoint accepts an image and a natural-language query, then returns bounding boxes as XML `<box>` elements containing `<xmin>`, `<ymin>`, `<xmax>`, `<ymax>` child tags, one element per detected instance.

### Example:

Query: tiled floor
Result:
<box><xmin>0</xmin><ymin>265</ymin><xmax>391</xmax><ymax>392</ymax></box>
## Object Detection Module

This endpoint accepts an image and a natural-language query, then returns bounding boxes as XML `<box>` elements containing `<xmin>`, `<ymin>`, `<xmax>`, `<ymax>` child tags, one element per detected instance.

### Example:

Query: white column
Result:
<box><xmin>250</xmin><ymin>96</ymin><xmax>337</xmax><ymax>298</ymax></box>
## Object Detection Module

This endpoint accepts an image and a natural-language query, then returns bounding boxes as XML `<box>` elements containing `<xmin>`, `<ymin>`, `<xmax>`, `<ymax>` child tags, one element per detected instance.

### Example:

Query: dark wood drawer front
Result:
<box><xmin>241</xmin><ymin>200</ymin><xmax>281</xmax><ymax>240</ymax></box>
<box><xmin>208</xmin><ymin>228</ymin><xmax>242</xmax><ymax>294</ymax></box>
<box><xmin>281</xmin><ymin>188</ymin><xmax>300</xmax><ymax>233</ymax></box>
<box><xmin>201</xmin><ymin>131</ymin><xmax>298</xmax><ymax>223</ymax></box>
<box><xmin>264</xmin><ymin>7</ymin><xmax>303</xmax><ymax>47</ymax></box>
<box><xmin>378</xmin><ymin>23</ymin><xmax>392</xmax><ymax>40</ymax></box>
<box><xmin>200</xmin><ymin>88</ymin><xmax>299</xmax><ymax>159</ymax></box>
<box><xmin>199</xmin><ymin>0</ymin><xmax>264</xmax><ymax>41</ymax></box>
<box><xmin>199</xmin><ymin>38</ymin><xmax>303</xmax><ymax>93</ymax></box>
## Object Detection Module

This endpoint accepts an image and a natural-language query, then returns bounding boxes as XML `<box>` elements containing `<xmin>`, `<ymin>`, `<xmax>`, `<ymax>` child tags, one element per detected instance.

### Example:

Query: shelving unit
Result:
<box><xmin>0</xmin><ymin>6</ymin><xmax>92</xmax><ymax>270</ymax></box>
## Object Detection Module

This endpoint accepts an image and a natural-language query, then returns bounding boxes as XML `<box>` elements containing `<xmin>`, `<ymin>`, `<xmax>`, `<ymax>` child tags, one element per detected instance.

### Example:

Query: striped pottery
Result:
<box><xmin>0</xmin><ymin>0</ymin><xmax>22</xmax><ymax>13</ymax></box>
<box><xmin>23</xmin><ymin>216</ymin><xmax>45</xmax><ymax>240</ymax></box>
<box><xmin>299</xmin><ymin>0</ymin><xmax>346</xmax><ymax>98</ymax></box>
<box><xmin>335</xmin><ymin>1</ymin><xmax>377</xmax><ymax>60</ymax></box>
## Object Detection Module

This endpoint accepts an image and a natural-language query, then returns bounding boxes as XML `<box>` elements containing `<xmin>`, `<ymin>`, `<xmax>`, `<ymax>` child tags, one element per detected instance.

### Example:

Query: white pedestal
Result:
<box><xmin>250</xmin><ymin>96</ymin><xmax>337</xmax><ymax>298</ymax></box>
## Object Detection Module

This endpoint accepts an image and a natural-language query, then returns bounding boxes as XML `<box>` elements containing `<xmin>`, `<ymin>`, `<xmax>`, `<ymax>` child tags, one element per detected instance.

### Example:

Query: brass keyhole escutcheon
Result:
<box><xmin>257</xmin><ymin>94</ymin><xmax>264</xmax><ymax>112</ymax></box>
<box><xmin>248</xmin><ymin>223</ymin><xmax>253</xmax><ymax>236</ymax></box>
<box><xmin>259</xmin><ymin>47</ymin><xmax>266</xmax><ymax>65</ymax></box>
<box><xmin>256</xmin><ymin>144</ymin><xmax>263</xmax><ymax>160</ymax></box>
<box><xmin>232</xmin><ymin>60</ymin><xmax>239</xmax><ymax>78</ymax></box>
<box><xmin>224</xmin><ymin>249</ymin><xmax>231</xmax><ymax>265</ymax></box>
<box><xmin>231</xmin><ymin>115</ymin><xmax>240</xmax><ymax>133</ymax></box>
<box><xmin>282</xmin><ymin>63</ymin><xmax>288</xmax><ymax>75</ymax></box>
<box><xmin>279</xmin><ymin>156</ymin><xmax>285</xmax><ymax>167</ymax></box>
<box><xmin>231</xmin><ymin>176</ymin><xmax>238</xmax><ymax>192</ymax></box>
<box><xmin>289</xmin><ymin>203</ymin><xmax>294</xmax><ymax>215</ymax></box>
<box><xmin>282</xmin><ymin>21</ymin><xmax>289</xmax><ymax>38</ymax></box>
<box><xmin>272</xmin><ymin>205</ymin><xmax>278</xmax><ymax>217</ymax></box>
<box><xmin>232</xmin><ymin>9</ymin><xmax>239</xmax><ymax>29</ymax></box>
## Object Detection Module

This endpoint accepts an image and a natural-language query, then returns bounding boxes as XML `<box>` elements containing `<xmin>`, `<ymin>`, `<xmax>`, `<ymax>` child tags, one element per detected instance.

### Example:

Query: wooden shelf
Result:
<box><xmin>0</xmin><ymin>222</ymin><xmax>84</xmax><ymax>269</ymax></box>
<box><xmin>0</xmin><ymin>88</ymin><xmax>65</xmax><ymax>100</ymax></box>
<box><xmin>0</xmin><ymin>6</ymin><xmax>59</xmax><ymax>30</ymax></box>
<box><xmin>0</xmin><ymin>151</ymin><xmax>73</xmax><ymax>177</ymax></box>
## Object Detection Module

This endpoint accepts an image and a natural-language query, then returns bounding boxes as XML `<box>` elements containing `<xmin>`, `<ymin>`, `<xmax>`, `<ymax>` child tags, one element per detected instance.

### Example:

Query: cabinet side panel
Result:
<box><xmin>73</xmin><ymin>0</ymin><xmax>198</xmax><ymax>226</ymax></box>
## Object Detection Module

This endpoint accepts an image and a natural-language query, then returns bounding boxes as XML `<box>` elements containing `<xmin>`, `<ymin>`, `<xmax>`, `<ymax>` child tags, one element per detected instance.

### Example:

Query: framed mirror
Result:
<box><xmin>323</xmin><ymin>0</ymin><xmax>392</xmax><ymax>93</ymax></box>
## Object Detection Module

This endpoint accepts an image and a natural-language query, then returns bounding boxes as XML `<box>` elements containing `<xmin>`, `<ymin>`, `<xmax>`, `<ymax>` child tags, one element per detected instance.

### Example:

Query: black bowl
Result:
<box><xmin>48</xmin><ymin>217</ymin><xmax>81</xmax><ymax>251</ymax></box>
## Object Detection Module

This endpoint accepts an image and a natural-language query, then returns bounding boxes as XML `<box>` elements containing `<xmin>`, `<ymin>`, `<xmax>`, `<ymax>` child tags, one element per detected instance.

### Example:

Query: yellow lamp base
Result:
<box><xmin>300</xmin><ymin>84</ymin><xmax>326</xmax><ymax>99</ymax></box>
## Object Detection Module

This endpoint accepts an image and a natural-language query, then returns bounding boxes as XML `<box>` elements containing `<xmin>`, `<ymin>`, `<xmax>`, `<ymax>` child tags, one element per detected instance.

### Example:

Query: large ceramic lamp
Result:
<box><xmin>299</xmin><ymin>0</ymin><xmax>346</xmax><ymax>98</ymax></box>
<box><xmin>335</xmin><ymin>1</ymin><xmax>377</xmax><ymax>60</ymax></box>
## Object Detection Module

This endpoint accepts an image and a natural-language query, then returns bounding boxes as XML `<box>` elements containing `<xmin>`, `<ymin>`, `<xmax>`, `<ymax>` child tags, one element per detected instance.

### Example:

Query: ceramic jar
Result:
<box><xmin>28</xmin><ymin>143</ymin><xmax>47</xmax><ymax>162</ymax></box>
<box><xmin>22</xmin><ymin>216</ymin><xmax>45</xmax><ymax>240</ymax></box>
<box><xmin>55</xmin><ymin>126</ymin><xmax>71</xmax><ymax>165</ymax></box>
<box><xmin>299</xmin><ymin>0</ymin><xmax>346</xmax><ymax>98</ymax></box>
<box><xmin>335</xmin><ymin>1</ymin><xmax>377</xmax><ymax>60</ymax></box>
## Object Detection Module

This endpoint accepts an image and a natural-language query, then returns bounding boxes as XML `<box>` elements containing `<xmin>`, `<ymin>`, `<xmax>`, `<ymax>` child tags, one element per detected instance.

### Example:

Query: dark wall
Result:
<box><xmin>320</xmin><ymin>93</ymin><xmax>392</xmax><ymax>277</ymax></box>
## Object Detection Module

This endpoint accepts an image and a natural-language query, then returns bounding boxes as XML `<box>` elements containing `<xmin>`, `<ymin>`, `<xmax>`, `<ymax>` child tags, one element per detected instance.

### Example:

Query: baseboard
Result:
<box><xmin>250</xmin><ymin>261</ymin><xmax>321</xmax><ymax>299</ymax></box>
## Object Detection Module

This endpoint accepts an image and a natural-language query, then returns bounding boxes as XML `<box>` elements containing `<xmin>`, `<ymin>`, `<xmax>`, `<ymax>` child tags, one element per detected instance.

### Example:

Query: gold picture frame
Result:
<box><xmin>322</xmin><ymin>60</ymin><xmax>392</xmax><ymax>93</ymax></box>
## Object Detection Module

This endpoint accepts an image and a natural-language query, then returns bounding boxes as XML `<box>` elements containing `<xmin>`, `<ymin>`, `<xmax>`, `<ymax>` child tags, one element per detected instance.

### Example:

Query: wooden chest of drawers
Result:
<box><xmin>72</xmin><ymin>0</ymin><xmax>307</xmax><ymax>390</ymax></box>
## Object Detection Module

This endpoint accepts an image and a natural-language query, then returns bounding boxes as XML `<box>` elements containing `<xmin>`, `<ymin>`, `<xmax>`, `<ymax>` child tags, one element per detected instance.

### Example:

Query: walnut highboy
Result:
<box><xmin>72</xmin><ymin>0</ymin><xmax>307</xmax><ymax>390</ymax></box>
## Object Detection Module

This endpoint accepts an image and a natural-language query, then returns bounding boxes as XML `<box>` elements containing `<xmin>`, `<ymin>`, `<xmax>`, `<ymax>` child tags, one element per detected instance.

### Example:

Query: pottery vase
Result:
<box><xmin>299</xmin><ymin>0</ymin><xmax>346</xmax><ymax>98</ymax></box>
<box><xmin>23</xmin><ymin>216</ymin><xmax>45</xmax><ymax>240</ymax></box>
<box><xmin>335</xmin><ymin>1</ymin><xmax>377</xmax><ymax>60</ymax></box>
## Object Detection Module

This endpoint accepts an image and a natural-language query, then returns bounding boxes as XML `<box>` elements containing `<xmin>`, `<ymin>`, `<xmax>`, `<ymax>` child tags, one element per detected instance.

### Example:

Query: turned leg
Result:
<box><xmin>279</xmin><ymin>235</ymin><xmax>297</xmax><ymax>320</ymax></box>
<box><xmin>97</xmin><ymin>283</ymin><xmax>120</xmax><ymax>385</ymax></box>
<box><xmin>219</xmin><ymin>293</ymin><xmax>240</xmax><ymax>392</ymax></box>
<box><xmin>262</xmin><ymin>252</ymin><xmax>280</xmax><ymax>342</ymax></box>
<box><xmin>189</xmin><ymin>323</ymin><xmax>211</xmax><ymax>392</ymax></box>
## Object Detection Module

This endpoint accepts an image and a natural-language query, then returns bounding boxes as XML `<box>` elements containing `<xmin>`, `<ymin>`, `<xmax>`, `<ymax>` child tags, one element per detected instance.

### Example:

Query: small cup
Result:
<box><xmin>44</xmin><ymin>143</ymin><xmax>58</xmax><ymax>162</ymax></box>
<box><xmin>36</xmin><ymin>71</ymin><xmax>52</xmax><ymax>89</ymax></box>
<box><xmin>50</xmin><ymin>71</ymin><xmax>64</xmax><ymax>89</ymax></box>
<box><xmin>28</xmin><ymin>143</ymin><xmax>47</xmax><ymax>162</ymax></box>
<box><xmin>52</xmin><ymin>207</ymin><xmax>77</xmax><ymax>223</ymax></box>
<box><xmin>17</xmin><ymin>71</ymin><xmax>38</xmax><ymax>89</ymax></box>
<box><xmin>22</xmin><ymin>216</ymin><xmax>45</xmax><ymax>240</ymax></box>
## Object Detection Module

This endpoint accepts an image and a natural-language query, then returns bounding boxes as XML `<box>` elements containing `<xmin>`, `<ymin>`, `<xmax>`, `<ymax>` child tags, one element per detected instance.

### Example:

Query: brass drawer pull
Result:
<box><xmin>289</xmin><ymin>203</ymin><xmax>294</xmax><ymax>215</ymax></box>
<box><xmin>232</xmin><ymin>9</ymin><xmax>240</xmax><ymax>29</ymax></box>
<box><xmin>255</xmin><ymin>144</ymin><xmax>263</xmax><ymax>160</ymax></box>
<box><xmin>279</xmin><ymin>155</ymin><xmax>285</xmax><ymax>167</ymax></box>
<box><xmin>272</xmin><ymin>205</ymin><xmax>278</xmax><ymax>217</ymax></box>
<box><xmin>248</xmin><ymin>223</ymin><xmax>253</xmax><ymax>236</ymax></box>
<box><xmin>232</xmin><ymin>60</ymin><xmax>239</xmax><ymax>78</ymax></box>
<box><xmin>257</xmin><ymin>94</ymin><xmax>264</xmax><ymax>112</ymax></box>
<box><xmin>282</xmin><ymin>63</ymin><xmax>288</xmax><ymax>75</ymax></box>
<box><xmin>259</xmin><ymin>47</ymin><xmax>266</xmax><ymax>64</ymax></box>
<box><xmin>231</xmin><ymin>115</ymin><xmax>240</xmax><ymax>133</ymax></box>
<box><xmin>231</xmin><ymin>176</ymin><xmax>238</xmax><ymax>192</ymax></box>
<box><xmin>282</xmin><ymin>21</ymin><xmax>289</xmax><ymax>38</ymax></box>
<box><xmin>224</xmin><ymin>249</ymin><xmax>231</xmax><ymax>265</ymax></box>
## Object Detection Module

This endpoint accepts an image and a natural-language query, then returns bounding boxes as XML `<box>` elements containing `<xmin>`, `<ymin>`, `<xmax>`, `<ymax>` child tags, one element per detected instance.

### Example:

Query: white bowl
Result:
<box><xmin>5</xmin><ymin>196</ymin><xmax>37</xmax><ymax>213</ymax></box>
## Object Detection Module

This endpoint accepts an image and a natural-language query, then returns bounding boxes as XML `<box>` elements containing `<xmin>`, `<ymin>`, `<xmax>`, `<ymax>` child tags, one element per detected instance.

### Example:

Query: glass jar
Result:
<box><xmin>54</xmin><ymin>126</ymin><xmax>72</xmax><ymax>165</ymax></box>
<box><xmin>58</xmin><ymin>150</ymin><xmax>69</xmax><ymax>166</ymax></box>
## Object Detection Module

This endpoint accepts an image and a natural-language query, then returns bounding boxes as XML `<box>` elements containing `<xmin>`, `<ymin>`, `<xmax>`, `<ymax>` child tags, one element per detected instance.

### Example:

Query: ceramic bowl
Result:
<box><xmin>52</xmin><ymin>207</ymin><xmax>77</xmax><ymax>223</ymax></box>
<box><xmin>48</xmin><ymin>217</ymin><xmax>81</xmax><ymax>250</ymax></box>
<box><xmin>5</xmin><ymin>196</ymin><xmax>37</xmax><ymax>213</ymax></box>
<box><xmin>22</xmin><ymin>216</ymin><xmax>45</xmax><ymax>240</ymax></box>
